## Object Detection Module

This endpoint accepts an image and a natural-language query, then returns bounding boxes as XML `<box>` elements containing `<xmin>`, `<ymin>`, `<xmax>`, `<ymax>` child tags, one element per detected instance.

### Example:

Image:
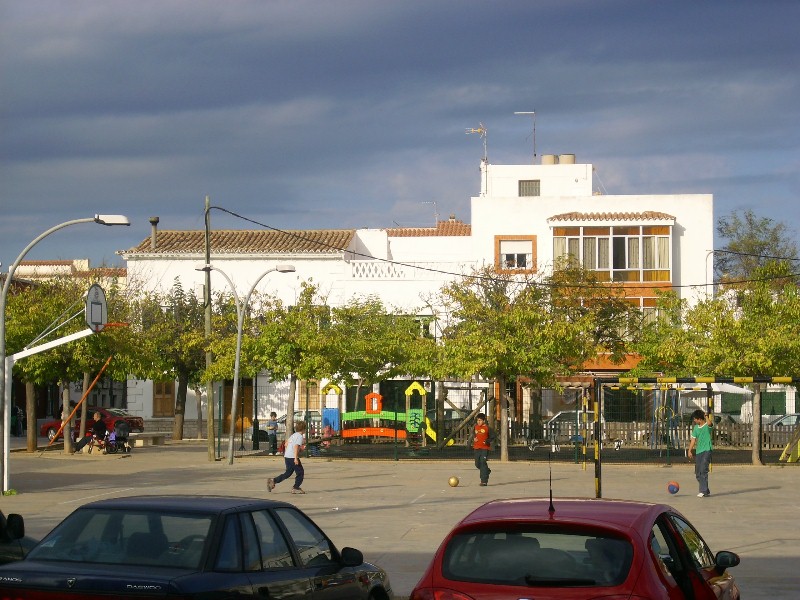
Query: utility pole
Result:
<box><xmin>204</xmin><ymin>197</ymin><xmax>215</xmax><ymax>461</ymax></box>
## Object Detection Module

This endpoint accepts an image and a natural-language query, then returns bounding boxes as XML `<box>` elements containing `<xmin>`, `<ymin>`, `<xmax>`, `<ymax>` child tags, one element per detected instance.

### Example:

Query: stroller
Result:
<box><xmin>102</xmin><ymin>422</ymin><xmax>132</xmax><ymax>454</ymax></box>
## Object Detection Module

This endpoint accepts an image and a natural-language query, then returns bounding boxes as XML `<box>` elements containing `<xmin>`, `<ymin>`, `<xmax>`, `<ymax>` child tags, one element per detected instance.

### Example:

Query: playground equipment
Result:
<box><xmin>649</xmin><ymin>388</ymin><xmax>681</xmax><ymax>451</ymax></box>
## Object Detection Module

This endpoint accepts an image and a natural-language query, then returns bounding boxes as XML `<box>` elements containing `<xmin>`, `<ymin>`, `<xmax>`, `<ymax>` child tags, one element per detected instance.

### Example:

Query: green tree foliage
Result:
<box><xmin>222</xmin><ymin>282</ymin><xmax>332</xmax><ymax>435</ymax></box>
<box><xmin>633</xmin><ymin>280</ymin><xmax>800</xmax><ymax>464</ymax></box>
<box><xmin>716</xmin><ymin>209</ymin><xmax>799</xmax><ymax>286</ymax></box>
<box><xmin>132</xmin><ymin>279</ymin><xmax>206</xmax><ymax>440</ymax></box>
<box><xmin>435</xmin><ymin>264</ymin><xmax>638</xmax><ymax>459</ymax></box>
<box><xmin>326</xmin><ymin>296</ymin><xmax>423</xmax><ymax>404</ymax></box>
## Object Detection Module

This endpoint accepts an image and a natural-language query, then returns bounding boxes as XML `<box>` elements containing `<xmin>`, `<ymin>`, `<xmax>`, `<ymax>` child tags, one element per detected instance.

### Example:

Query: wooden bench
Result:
<box><xmin>129</xmin><ymin>433</ymin><xmax>168</xmax><ymax>447</ymax></box>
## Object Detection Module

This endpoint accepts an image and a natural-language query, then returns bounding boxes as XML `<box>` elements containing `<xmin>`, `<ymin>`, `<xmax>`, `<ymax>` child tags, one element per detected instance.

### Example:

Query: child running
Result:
<box><xmin>268</xmin><ymin>421</ymin><xmax>307</xmax><ymax>494</ymax></box>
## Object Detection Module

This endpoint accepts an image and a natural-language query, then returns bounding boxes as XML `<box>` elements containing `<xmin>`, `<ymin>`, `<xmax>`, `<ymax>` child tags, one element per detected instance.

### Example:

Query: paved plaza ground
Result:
<box><xmin>4</xmin><ymin>436</ymin><xmax>800</xmax><ymax>598</ymax></box>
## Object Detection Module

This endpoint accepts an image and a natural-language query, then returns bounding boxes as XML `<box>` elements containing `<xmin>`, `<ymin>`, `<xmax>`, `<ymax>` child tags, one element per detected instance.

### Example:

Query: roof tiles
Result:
<box><xmin>125</xmin><ymin>229</ymin><xmax>356</xmax><ymax>255</ymax></box>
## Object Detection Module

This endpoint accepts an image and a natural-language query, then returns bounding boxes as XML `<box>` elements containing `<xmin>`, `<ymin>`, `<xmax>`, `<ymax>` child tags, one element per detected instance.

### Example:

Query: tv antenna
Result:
<box><xmin>514</xmin><ymin>110</ymin><xmax>536</xmax><ymax>162</ymax></box>
<box><xmin>421</xmin><ymin>201</ymin><xmax>439</xmax><ymax>226</ymax></box>
<box><xmin>465</xmin><ymin>122</ymin><xmax>488</xmax><ymax>162</ymax></box>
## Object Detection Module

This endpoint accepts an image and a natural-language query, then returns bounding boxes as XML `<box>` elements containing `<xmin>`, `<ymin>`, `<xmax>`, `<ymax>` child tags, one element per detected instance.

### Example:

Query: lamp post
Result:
<box><xmin>196</xmin><ymin>264</ymin><xmax>295</xmax><ymax>465</ymax></box>
<box><xmin>0</xmin><ymin>214</ymin><xmax>130</xmax><ymax>492</ymax></box>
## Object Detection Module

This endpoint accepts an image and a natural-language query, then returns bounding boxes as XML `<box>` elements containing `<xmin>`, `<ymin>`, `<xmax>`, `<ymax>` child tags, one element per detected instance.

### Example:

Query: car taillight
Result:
<box><xmin>409</xmin><ymin>588</ymin><xmax>475</xmax><ymax>600</ymax></box>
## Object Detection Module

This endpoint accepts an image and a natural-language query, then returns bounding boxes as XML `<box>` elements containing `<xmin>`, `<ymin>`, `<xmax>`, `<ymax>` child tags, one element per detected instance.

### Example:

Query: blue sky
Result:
<box><xmin>1</xmin><ymin>0</ymin><xmax>798</xmax><ymax>267</ymax></box>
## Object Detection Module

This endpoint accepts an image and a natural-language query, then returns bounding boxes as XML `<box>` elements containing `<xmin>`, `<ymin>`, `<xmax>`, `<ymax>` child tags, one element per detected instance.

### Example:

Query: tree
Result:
<box><xmin>326</xmin><ymin>297</ymin><xmax>421</xmax><ymax>406</ymax></box>
<box><xmin>6</xmin><ymin>274</ymin><xmax>144</xmax><ymax>451</ymax></box>
<box><xmin>633</xmin><ymin>281</ymin><xmax>800</xmax><ymax>465</ymax></box>
<box><xmin>132</xmin><ymin>280</ymin><xmax>206</xmax><ymax>441</ymax></box>
<box><xmin>434</xmin><ymin>265</ymin><xmax>636</xmax><ymax>460</ymax></box>
<box><xmin>237</xmin><ymin>282</ymin><xmax>332</xmax><ymax>437</ymax></box>
<box><xmin>716</xmin><ymin>209</ymin><xmax>799</xmax><ymax>286</ymax></box>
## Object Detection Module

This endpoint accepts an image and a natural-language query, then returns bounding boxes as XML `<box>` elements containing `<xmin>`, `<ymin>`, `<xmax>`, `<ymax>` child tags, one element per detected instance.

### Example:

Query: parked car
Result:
<box><xmin>40</xmin><ymin>406</ymin><xmax>144</xmax><ymax>441</ymax></box>
<box><xmin>0</xmin><ymin>511</ymin><xmax>37</xmax><ymax>565</ymax></box>
<box><xmin>545</xmin><ymin>410</ymin><xmax>598</xmax><ymax>445</ymax></box>
<box><xmin>277</xmin><ymin>410</ymin><xmax>323</xmax><ymax>437</ymax></box>
<box><xmin>0</xmin><ymin>495</ymin><xmax>393</xmax><ymax>599</ymax></box>
<box><xmin>410</xmin><ymin>497</ymin><xmax>740</xmax><ymax>600</ymax></box>
<box><xmin>767</xmin><ymin>413</ymin><xmax>800</xmax><ymax>428</ymax></box>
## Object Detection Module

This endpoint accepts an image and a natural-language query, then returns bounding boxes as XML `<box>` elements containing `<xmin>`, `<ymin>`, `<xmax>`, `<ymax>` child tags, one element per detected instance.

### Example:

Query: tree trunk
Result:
<box><xmin>286</xmin><ymin>373</ymin><xmax>297</xmax><ymax>437</ymax></box>
<box><xmin>61</xmin><ymin>383</ymin><xmax>73</xmax><ymax>453</ymax></box>
<box><xmin>79</xmin><ymin>372</ymin><xmax>90</xmax><ymax>438</ymax></box>
<box><xmin>172</xmin><ymin>371</ymin><xmax>188</xmax><ymax>441</ymax></box>
<box><xmin>498</xmin><ymin>376</ymin><xmax>508</xmax><ymax>462</ymax></box>
<box><xmin>436</xmin><ymin>380</ymin><xmax>446</xmax><ymax>443</ymax></box>
<box><xmin>25</xmin><ymin>381</ymin><xmax>36</xmax><ymax>452</ymax></box>
<box><xmin>751</xmin><ymin>384</ymin><xmax>764</xmax><ymax>465</ymax></box>
<box><xmin>195</xmin><ymin>387</ymin><xmax>204</xmax><ymax>439</ymax></box>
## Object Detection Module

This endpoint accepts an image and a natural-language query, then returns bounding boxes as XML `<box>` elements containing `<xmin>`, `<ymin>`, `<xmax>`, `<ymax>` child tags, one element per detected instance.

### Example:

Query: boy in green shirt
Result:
<box><xmin>687</xmin><ymin>409</ymin><xmax>712</xmax><ymax>497</ymax></box>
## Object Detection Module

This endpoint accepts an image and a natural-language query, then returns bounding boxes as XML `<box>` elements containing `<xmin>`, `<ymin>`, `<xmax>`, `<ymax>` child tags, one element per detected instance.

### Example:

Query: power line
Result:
<box><xmin>208</xmin><ymin>206</ymin><xmax>798</xmax><ymax>292</ymax></box>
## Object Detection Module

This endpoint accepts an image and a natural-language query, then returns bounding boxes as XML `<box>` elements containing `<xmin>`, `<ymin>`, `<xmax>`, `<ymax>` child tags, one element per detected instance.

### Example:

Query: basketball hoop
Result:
<box><xmin>85</xmin><ymin>284</ymin><xmax>108</xmax><ymax>332</ymax></box>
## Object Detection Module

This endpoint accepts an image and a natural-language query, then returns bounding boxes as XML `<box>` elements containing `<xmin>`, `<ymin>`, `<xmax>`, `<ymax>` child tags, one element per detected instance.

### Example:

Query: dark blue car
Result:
<box><xmin>0</xmin><ymin>495</ymin><xmax>393</xmax><ymax>599</ymax></box>
<box><xmin>0</xmin><ymin>510</ymin><xmax>37</xmax><ymax>565</ymax></box>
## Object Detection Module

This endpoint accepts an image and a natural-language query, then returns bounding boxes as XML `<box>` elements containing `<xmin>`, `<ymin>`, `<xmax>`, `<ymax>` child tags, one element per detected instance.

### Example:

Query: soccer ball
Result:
<box><xmin>448</xmin><ymin>476</ymin><xmax>459</xmax><ymax>487</ymax></box>
<box><xmin>667</xmin><ymin>481</ymin><xmax>680</xmax><ymax>494</ymax></box>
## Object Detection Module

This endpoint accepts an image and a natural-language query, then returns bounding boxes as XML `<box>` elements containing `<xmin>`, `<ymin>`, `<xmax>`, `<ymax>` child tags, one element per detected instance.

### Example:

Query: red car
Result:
<box><xmin>410</xmin><ymin>497</ymin><xmax>740</xmax><ymax>600</ymax></box>
<box><xmin>40</xmin><ymin>407</ymin><xmax>144</xmax><ymax>441</ymax></box>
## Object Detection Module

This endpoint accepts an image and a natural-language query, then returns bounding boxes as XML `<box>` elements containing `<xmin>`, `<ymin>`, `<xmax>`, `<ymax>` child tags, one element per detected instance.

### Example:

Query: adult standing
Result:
<box><xmin>687</xmin><ymin>409</ymin><xmax>712</xmax><ymax>497</ymax></box>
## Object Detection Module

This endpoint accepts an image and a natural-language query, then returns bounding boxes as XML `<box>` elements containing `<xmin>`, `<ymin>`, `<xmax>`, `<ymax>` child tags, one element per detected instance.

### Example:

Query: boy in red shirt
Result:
<box><xmin>468</xmin><ymin>413</ymin><xmax>495</xmax><ymax>486</ymax></box>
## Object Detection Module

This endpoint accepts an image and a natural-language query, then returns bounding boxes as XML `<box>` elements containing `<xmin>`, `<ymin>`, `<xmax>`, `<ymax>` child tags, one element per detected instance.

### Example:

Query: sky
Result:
<box><xmin>1</xmin><ymin>0</ymin><xmax>799</xmax><ymax>268</ymax></box>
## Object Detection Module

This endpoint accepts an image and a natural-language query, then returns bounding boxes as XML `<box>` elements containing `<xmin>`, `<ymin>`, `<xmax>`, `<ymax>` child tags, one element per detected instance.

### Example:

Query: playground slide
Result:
<box><xmin>425</xmin><ymin>417</ymin><xmax>454</xmax><ymax>446</ymax></box>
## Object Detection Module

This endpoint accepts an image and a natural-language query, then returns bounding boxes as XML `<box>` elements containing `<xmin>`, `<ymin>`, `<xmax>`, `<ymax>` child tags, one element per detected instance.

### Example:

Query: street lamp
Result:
<box><xmin>1</xmin><ymin>215</ymin><xmax>130</xmax><ymax>492</ymax></box>
<box><xmin>196</xmin><ymin>263</ymin><xmax>295</xmax><ymax>465</ymax></box>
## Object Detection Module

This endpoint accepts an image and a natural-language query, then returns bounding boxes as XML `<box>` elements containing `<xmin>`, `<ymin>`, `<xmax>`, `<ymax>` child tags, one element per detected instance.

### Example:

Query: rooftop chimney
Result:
<box><xmin>149</xmin><ymin>216</ymin><xmax>159</xmax><ymax>251</ymax></box>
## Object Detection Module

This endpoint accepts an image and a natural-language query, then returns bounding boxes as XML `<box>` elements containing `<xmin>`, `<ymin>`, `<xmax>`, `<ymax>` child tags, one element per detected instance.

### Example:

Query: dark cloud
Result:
<box><xmin>1</xmin><ymin>0</ymin><xmax>799</xmax><ymax>264</ymax></box>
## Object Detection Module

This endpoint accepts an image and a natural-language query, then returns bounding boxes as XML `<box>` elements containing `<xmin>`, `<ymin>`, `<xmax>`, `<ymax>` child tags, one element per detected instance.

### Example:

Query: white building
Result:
<box><xmin>119</xmin><ymin>153</ymin><xmax>715</xmax><ymax>427</ymax></box>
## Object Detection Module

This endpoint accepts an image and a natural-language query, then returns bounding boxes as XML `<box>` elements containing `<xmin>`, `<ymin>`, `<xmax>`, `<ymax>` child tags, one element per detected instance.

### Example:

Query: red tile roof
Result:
<box><xmin>124</xmin><ymin>229</ymin><xmax>355</xmax><ymax>255</ymax></box>
<box><xmin>548</xmin><ymin>211</ymin><xmax>675</xmax><ymax>222</ymax></box>
<box><xmin>387</xmin><ymin>219</ymin><xmax>471</xmax><ymax>237</ymax></box>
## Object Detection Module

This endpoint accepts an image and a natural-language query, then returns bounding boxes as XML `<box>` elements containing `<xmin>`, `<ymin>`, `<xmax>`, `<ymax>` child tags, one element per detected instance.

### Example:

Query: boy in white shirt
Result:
<box><xmin>268</xmin><ymin>421</ymin><xmax>307</xmax><ymax>494</ymax></box>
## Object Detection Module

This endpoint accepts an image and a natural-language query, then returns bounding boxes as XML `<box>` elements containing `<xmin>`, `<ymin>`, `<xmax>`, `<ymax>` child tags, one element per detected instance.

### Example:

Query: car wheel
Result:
<box><xmin>47</xmin><ymin>427</ymin><xmax>58</xmax><ymax>441</ymax></box>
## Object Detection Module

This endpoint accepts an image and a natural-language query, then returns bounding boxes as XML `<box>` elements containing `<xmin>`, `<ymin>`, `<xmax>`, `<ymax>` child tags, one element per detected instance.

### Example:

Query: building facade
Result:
<box><xmin>119</xmin><ymin>153</ymin><xmax>715</xmax><ymax>427</ymax></box>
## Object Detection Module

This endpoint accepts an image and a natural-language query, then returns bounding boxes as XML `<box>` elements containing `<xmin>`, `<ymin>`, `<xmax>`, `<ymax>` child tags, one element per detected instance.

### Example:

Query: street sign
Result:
<box><xmin>85</xmin><ymin>284</ymin><xmax>107</xmax><ymax>332</ymax></box>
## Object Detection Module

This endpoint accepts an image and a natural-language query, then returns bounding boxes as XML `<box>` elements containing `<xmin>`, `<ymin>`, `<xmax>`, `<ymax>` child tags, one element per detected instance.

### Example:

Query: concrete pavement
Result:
<box><xmin>4</xmin><ymin>436</ymin><xmax>800</xmax><ymax>598</ymax></box>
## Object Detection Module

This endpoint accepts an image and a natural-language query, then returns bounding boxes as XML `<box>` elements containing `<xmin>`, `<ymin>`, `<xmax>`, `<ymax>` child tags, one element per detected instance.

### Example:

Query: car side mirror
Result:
<box><xmin>340</xmin><ymin>546</ymin><xmax>364</xmax><ymax>567</ymax></box>
<box><xmin>715</xmin><ymin>550</ymin><xmax>740</xmax><ymax>570</ymax></box>
<box><xmin>6</xmin><ymin>513</ymin><xmax>24</xmax><ymax>540</ymax></box>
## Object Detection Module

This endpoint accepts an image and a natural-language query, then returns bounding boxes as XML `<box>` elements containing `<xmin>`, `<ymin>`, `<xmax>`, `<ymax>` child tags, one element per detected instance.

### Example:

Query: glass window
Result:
<box><xmin>613</xmin><ymin>237</ymin><xmax>627</xmax><ymax>269</ymax></box>
<box><xmin>553</xmin><ymin>237</ymin><xmax>567</xmax><ymax>259</ymax></box>
<box><xmin>251</xmin><ymin>510</ymin><xmax>295</xmax><ymax>569</ymax></box>
<box><xmin>274</xmin><ymin>508</ymin><xmax>333</xmax><ymax>567</ymax></box>
<box><xmin>627</xmin><ymin>238</ymin><xmax>640</xmax><ymax>268</ymax></box>
<box><xmin>657</xmin><ymin>238</ymin><xmax>670</xmax><ymax>268</ymax></box>
<box><xmin>499</xmin><ymin>240</ymin><xmax>533</xmax><ymax>269</ymax></box>
<box><xmin>669</xmin><ymin>515</ymin><xmax>715</xmax><ymax>569</ymax></box>
<box><xmin>240</xmin><ymin>514</ymin><xmax>262</xmax><ymax>572</ymax></box>
<box><xmin>441</xmin><ymin>529</ymin><xmax>632</xmax><ymax>587</ymax></box>
<box><xmin>597</xmin><ymin>238</ymin><xmax>610</xmax><ymax>269</ymax></box>
<box><xmin>582</xmin><ymin>237</ymin><xmax>596</xmax><ymax>269</ymax></box>
<box><xmin>27</xmin><ymin>509</ymin><xmax>212</xmax><ymax>570</ymax></box>
<box><xmin>215</xmin><ymin>515</ymin><xmax>243</xmax><ymax>572</ymax></box>
<box><xmin>519</xmin><ymin>180</ymin><xmax>541</xmax><ymax>196</ymax></box>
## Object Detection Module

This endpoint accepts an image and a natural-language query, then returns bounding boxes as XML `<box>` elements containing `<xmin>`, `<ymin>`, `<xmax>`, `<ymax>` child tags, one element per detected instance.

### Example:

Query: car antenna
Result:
<box><xmin>548</xmin><ymin>450</ymin><xmax>555</xmax><ymax>515</ymax></box>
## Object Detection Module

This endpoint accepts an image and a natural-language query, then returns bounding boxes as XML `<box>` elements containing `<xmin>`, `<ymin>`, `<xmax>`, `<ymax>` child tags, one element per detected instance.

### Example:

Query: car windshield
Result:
<box><xmin>28</xmin><ymin>508</ymin><xmax>213</xmax><ymax>570</ymax></box>
<box><xmin>442</xmin><ymin>529</ymin><xmax>633</xmax><ymax>587</ymax></box>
